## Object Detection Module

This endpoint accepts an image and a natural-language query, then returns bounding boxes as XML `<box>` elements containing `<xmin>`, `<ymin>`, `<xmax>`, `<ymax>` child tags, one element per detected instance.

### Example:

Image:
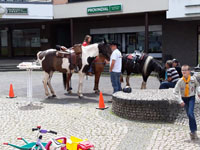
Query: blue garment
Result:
<box><xmin>182</xmin><ymin>96</ymin><xmax>197</xmax><ymax>133</ymax></box>
<box><xmin>110</xmin><ymin>72</ymin><xmax>122</xmax><ymax>93</ymax></box>
<box><xmin>159</xmin><ymin>81</ymin><xmax>176</xmax><ymax>89</ymax></box>
<box><xmin>88</xmin><ymin>65</ymin><xmax>93</xmax><ymax>73</ymax></box>
<box><xmin>165</xmin><ymin>71</ymin><xmax>167</xmax><ymax>80</ymax></box>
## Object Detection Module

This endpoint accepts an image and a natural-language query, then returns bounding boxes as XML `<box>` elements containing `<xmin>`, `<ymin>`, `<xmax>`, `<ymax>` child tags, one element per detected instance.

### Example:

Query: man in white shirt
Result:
<box><xmin>109</xmin><ymin>41</ymin><xmax>122</xmax><ymax>93</ymax></box>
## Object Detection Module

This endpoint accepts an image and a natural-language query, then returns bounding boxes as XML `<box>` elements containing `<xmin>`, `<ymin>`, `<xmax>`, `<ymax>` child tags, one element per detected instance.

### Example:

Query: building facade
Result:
<box><xmin>0</xmin><ymin>0</ymin><xmax>199</xmax><ymax>66</ymax></box>
<box><xmin>166</xmin><ymin>0</ymin><xmax>200</xmax><ymax>66</ymax></box>
<box><xmin>0</xmin><ymin>0</ymin><xmax>54</xmax><ymax>57</ymax></box>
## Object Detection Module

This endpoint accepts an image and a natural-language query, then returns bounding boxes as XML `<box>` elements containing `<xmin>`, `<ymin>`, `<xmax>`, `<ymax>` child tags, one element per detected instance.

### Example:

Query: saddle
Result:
<box><xmin>127</xmin><ymin>50</ymin><xmax>144</xmax><ymax>63</ymax></box>
<box><xmin>56</xmin><ymin>50</ymin><xmax>77</xmax><ymax>70</ymax></box>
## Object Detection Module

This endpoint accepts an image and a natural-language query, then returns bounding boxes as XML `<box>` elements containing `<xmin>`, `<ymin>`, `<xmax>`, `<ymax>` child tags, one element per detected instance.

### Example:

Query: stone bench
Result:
<box><xmin>112</xmin><ymin>89</ymin><xmax>181</xmax><ymax>122</ymax></box>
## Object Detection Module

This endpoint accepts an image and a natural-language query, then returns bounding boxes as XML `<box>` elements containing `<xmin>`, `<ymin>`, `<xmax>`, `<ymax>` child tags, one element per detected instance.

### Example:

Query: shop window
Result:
<box><xmin>92</xmin><ymin>31</ymin><xmax>162</xmax><ymax>54</ymax></box>
<box><xmin>149</xmin><ymin>31</ymin><xmax>162</xmax><ymax>53</ymax></box>
<box><xmin>12</xmin><ymin>29</ymin><xmax>40</xmax><ymax>48</ymax></box>
<box><xmin>0</xmin><ymin>30</ymin><xmax>8</xmax><ymax>56</ymax></box>
<box><xmin>92</xmin><ymin>33</ymin><xmax>122</xmax><ymax>52</ymax></box>
<box><xmin>0</xmin><ymin>30</ymin><xmax>8</xmax><ymax>47</ymax></box>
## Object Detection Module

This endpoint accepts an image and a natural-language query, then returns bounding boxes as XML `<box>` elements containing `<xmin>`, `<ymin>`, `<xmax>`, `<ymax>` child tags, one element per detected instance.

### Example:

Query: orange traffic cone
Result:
<box><xmin>96</xmin><ymin>91</ymin><xmax>108</xmax><ymax>110</ymax></box>
<box><xmin>7</xmin><ymin>84</ymin><xmax>17</xmax><ymax>98</ymax></box>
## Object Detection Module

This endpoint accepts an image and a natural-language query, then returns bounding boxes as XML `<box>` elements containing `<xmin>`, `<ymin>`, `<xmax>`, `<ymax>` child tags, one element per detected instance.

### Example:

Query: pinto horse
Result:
<box><xmin>37</xmin><ymin>42</ymin><xmax>112</xmax><ymax>98</ymax></box>
<box><xmin>63</xmin><ymin>49</ymin><xmax>108</xmax><ymax>94</ymax></box>
<box><xmin>120</xmin><ymin>53</ymin><xmax>165</xmax><ymax>89</ymax></box>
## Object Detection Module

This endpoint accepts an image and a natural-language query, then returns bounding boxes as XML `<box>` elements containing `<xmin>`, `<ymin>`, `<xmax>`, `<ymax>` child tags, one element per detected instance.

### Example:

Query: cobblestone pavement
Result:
<box><xmin>2</xmin><ymin>96</ymin><xmax>200</xmax><ymax>150</ymax></box>
<box><xmin>1</xmin><ymin>72</ymin><xmax>200</xmax><ymax>149</ymax></box>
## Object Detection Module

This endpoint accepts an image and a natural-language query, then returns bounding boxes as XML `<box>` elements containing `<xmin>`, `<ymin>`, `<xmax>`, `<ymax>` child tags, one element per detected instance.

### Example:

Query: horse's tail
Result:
<box><xmin>63</xmin><ymin>73</ymin><xmax>67</xmax><ymax>89</ymax></box>
<box><xmin>36</xmin><ymin>51</ymin><xmax>44</xmax><ymax>66</ymax></box>
<box><xmin>120</xmin><ymin>75</ymin><xmax>124</xmax><ymax>83</ymax></box>
<box><xmin>121</xmin><ymin>55</ymin><xmax>127</xmax><ymax>74</ymax></box>
<box><xmin>151</xmin><ymin>59</ymin><xmax>165</xmax><ymax>79</ymax></box>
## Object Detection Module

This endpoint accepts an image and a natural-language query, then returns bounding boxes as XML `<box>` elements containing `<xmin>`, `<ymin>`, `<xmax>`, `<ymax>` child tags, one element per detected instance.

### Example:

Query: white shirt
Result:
<box><xmin>110</xmin><ymin>49</ymin><xmax>122</xmax><ymax>73</ymax></box>
<box><xmin>173</xmin><ymin>76</ymin><xmax>200</xmax><ymax>104</ymax></box>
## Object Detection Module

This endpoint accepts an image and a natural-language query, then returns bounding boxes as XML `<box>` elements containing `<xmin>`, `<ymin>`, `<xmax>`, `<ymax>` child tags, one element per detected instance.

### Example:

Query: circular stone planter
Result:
<box><xmin>112</xmin><ymin>89</ymin><xmax>181</xmax><ymax>122</ymax></box>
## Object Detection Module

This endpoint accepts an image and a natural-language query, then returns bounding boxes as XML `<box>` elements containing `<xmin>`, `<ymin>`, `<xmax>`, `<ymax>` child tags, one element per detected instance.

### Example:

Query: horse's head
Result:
<box><xmin>155</xmin><ymin>63</ymin><xmax>165</xmax><ymax>82</ymax></box>
<box><xmin>98</xmin><ymin>40</ymin><xmax>112</xmax><ymax>61</ymax></box>
<box><xmin>73</xmin><ymin>44</ymin><xmax>82</xmax><ymax>55</ymax></box>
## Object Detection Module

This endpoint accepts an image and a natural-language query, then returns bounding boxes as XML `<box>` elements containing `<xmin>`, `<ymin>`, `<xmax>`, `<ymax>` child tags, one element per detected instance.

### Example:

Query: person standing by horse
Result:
<box><xmin>172</xmin><ymin>58</ymin><xmax>182</xmax><ymax>78</ymax></box>
<box><xmin>174</xmin><ymin>65</ymin><xmax>200</xmax><ymax>140</ymax></box>
<box><xmin>109</xmin><ymin>41</ymin><xmax>122</xmax><ymax>93</ymax></box>
<box><xmin>159</xmin><ymin>60</ymin><xmax>179</xmax><ymax>89</ymax></box>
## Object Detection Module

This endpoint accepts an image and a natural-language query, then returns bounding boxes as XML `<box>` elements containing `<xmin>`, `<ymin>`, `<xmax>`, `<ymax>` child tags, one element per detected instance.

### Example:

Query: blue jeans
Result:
<box><xmin>110</xmin><ymin>72</ymin><xmax>122</xmax><ymax>93</ymax></box>
<box><xmin>159</xmin><ymin>81</ymin><xmax>176</xmax><ymax>89</ymax></box>
<box><xmin>182</xmin><ymin>96</ymin><xmax>197</xmax><ymax>133</ymax></box>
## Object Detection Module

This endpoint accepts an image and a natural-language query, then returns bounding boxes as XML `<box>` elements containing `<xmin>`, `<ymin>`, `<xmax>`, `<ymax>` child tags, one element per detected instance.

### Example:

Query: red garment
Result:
<box><xmin>82</xmin><ymin>41</ymin><xmax>88</xmax><ymax>46</ymax></box>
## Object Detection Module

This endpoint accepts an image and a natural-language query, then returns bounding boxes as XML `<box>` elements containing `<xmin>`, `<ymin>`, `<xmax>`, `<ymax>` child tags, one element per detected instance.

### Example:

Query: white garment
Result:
<box><xmin>110</xmin><ymin>49</ymin><xmax>122</xmax><ymax>72</ymax></box>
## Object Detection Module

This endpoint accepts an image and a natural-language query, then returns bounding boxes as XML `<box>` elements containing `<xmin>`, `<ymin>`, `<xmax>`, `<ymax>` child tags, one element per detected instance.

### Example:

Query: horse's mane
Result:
<box><xmin>150</xmin><ymin>58</ymin><xmax>165</xmax><ymax>78</ymax></box>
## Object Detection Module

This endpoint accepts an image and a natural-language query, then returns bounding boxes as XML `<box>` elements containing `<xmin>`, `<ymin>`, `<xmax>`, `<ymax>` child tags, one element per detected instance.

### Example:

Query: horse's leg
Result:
<box><xmin>126</xmin><ymin>75</ymin><xmax>130</xmax><ymax>86</ymax></box>
<box><xmin>141</xmin><ymin>81</ymin><xmax>146</xmax><ymax>89</ymax></box>
<box><xmin>78</xmin><ymin>72</ymin><xmax>85</xmax><ymax>98</ymax></box>
<box><xmin>120</xmin><ymin>75</ymin><xmax>124</xmax><ymax>83</ymax></box>
<box><xmin>66</xmin><ymin>73</ymin><xmax>73</xmax><ymax>94</ymax></box>
<box><xmin>43</xmin><ymin>72</ymin><xmax>50</xmax><ymax>97</ymax></box>
<box><xmin>47</xmin><ymin>71</ymin><xmax>56</xmax><ymax>97</ymax></box>
<box><xmin>141</xmin><ymin>74</ymin><xmax>149</xmax><ymax>89</ymax></box>
<box><xmin>94</xmin><ymin>71</ymin><xmax>101</xmax><ymax>94</ymax></box>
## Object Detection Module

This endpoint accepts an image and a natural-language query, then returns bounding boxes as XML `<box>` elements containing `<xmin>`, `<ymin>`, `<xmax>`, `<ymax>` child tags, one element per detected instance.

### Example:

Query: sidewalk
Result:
<box><xmin>1</xmin><ymin>95</ymin><xmax>200</xmax><ymax>150</ymax></box>
<box><xmin>0</xmin><ymin>57</ymin><xmax>36</xmax><ymax>71</ymax></box>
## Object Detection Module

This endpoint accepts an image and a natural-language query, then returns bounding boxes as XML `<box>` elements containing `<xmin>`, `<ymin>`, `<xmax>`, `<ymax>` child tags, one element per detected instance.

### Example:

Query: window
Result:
<box><xmin>12</xmin><ymin>29</ymin><xmax>40</xmax><ymax>48</ymax></box>
<box><xmin>92</xmin><ymin>31</ymin><xmax>162</xmax><ymax>54</ymax></box>
<box><xmin>149</xmin><ymin>31</ymin><xmax>162</xmax><ymax>53</ymax></box>
<box><xmin>92</xmin><ymin>33</ymin><xmax>122</xmax><ymax>51</ymax></box>
<box><xmin>0</xmin><ymin>30</ymin><xmax>8</xmax><ymax>47</ymax></box>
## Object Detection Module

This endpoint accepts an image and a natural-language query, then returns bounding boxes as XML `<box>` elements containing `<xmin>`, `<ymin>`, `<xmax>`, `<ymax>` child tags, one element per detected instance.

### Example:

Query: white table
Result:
<box><xmin>17</xmin><ymin>62</ymin><xmax>41</xmax><ymax>103</ymax></box>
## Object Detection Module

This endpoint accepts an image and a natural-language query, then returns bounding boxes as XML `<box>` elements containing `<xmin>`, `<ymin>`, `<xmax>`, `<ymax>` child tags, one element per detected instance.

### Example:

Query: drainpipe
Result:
<box><xmin>70</xmin><ymin>18</ymin><xmax>74</xmax><ymax>47</ymax></box>
<box><xmin>144</xmin><ymin>12</ymin><xmax>149</xmax><ymax>53</ymax></box>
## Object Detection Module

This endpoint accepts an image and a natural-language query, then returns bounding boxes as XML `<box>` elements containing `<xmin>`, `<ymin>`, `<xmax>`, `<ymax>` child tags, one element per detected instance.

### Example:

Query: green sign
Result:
<box><xmin>87</xmin><ymin>4</ymin><xmax>122</xmax><ymax>14</ymax></box>
<box><xmin>6</xmin><ymin>8</ymin><xmax>28</xmax><ymax>15</ymax></box>
<box><xmin>109</xmin><ymin>5</ymin><xmax>122</xmax><ymax>12</ymax></box>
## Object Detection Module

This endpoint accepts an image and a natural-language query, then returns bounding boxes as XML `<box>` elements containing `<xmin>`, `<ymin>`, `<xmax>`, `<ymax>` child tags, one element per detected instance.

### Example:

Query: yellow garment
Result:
<box><xmin>182</xmin><ymin>75</ymin><xmax>191</xmax><ymax>97</ymax></box>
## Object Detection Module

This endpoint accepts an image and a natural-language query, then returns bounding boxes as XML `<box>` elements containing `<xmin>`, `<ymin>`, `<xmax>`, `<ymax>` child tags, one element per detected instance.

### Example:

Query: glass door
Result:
<box><xmin>198</xmin><ymin>34</ymin><xmax>200</xmax><ymax>64</ymax></box>
<box><xmin>126</xmin><ymin>33</ymin><xmax>137</xmax><ymax>53</ymax></box>
<box><xmin>198</xmin><ymin>26</ymin><xmax>200</xmax><ymax>64</ymax></box>
<box><xmin>0</xmin><ymin>30</ymin><xmax>8</xmax><ymax>57</ymax></box>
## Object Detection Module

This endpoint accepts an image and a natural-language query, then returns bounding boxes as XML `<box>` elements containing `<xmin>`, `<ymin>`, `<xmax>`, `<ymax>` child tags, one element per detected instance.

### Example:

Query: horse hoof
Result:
<box><xmin>78</xmin><ymin>94</ymin><xmax>83</xmax><ymax>99</ymax></box>
<box><xmin>94</xmin><ymin>90</ymin><xmax>100</xmax><ymax>94</ymax></box>
<box><xmin>52</xmin><ymin>95</ymin><xmax>56</xmax><ymax>97</ymax></box>
<box><xmin>68</xmin><ymin>90</ymin><xmax>72</xmax><ymax>94</ymax></box>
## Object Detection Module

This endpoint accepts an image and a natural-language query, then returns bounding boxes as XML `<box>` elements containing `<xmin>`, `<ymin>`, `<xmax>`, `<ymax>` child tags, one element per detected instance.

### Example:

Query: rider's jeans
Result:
<box><xmin>110</xmin><ymin>72</ymin><xmax>122</xmax><ymax>93</ymax></box>
<box><xmin>159</xmin><ymin>81</ymin><xmax>176</xmax><ymax>89</ymax></box>
<box><xmin>182</xmin><ymin>96</ymin><xmax>197</xmax><ymax>133</ymax></box>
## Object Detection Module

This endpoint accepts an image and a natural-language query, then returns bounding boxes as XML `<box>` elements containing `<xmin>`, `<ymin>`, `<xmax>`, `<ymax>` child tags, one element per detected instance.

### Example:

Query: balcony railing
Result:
<box><xmin>0</xmin><ymin>0</ymin><xmax>52</xmax><ymax>3</ymax></box>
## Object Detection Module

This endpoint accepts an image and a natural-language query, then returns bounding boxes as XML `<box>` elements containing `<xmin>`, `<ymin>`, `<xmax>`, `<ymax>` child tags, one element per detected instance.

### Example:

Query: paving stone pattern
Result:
<box><xmin>2</xmin><ymin>73</ymin><xmax>200</xmax><ymax>149</ymax></box>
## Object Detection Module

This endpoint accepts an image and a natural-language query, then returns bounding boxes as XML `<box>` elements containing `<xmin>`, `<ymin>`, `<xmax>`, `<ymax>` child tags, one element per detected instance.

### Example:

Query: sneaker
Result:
<box><xmin>190</xmin><ymin>132</ymin><xmax>198</xmax><ymax>140</ymax></box>
<box><xmin>107</xmin><ymin>99</ymin><xmax>113</xmax><ymax>103</ymax></box>
<box><xmin>87</xmin><ymin>72</ymin><xmax>93</xmax><ymax>76</ymax></box>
